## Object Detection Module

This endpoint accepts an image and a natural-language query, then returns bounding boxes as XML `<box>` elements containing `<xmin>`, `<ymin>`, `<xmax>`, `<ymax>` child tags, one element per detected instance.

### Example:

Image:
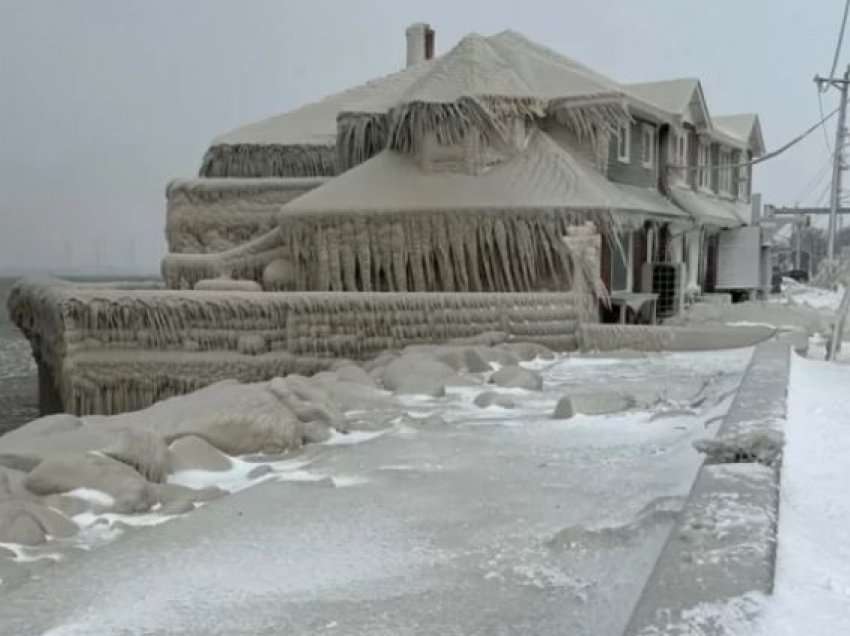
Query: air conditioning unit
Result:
<box><xmin>641</xmin><ymin>262</ymin><xmax>685</xmax><ymax>319</ymax></box>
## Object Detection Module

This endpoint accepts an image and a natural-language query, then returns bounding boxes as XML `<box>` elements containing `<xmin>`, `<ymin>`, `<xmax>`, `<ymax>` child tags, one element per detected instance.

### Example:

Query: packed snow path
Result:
<box><xmin>0</xmin><ymin>349</ymin><xmax>751</xmax><ymax>636</ymax></box>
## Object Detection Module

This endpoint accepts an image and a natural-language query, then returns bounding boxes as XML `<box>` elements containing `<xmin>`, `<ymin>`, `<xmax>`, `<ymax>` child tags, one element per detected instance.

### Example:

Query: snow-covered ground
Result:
<box><xmin>0</xmin><ymin>348</ymin><xmax>753</xmax><ymax>636</ymax></box>
<box><xmin>754</xmin><ymin>353</ymin><xmax>850</xmax><ymax>635</ymax></box>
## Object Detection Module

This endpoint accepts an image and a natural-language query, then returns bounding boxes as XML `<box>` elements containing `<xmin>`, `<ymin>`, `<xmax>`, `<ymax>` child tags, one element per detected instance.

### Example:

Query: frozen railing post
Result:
<box><xmin>562</xmin><ymin>222</ymin><xmax>603</xmax><ymax>323</ymax></box>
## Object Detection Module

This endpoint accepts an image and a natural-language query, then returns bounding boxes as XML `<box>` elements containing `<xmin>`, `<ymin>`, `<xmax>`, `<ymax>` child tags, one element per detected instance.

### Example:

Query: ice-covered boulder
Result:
<box><xmin>103</xmin><ymin>429</ymin><xmax>170</xmax><ymax>483</ymax></box>
<box><xmin>489</xmin><ymin>366</ymin><xmax>543</xmax><ymax>391</ymax></box>
<box><xmin>497</xmin><ymin>342</ymin><xmax>555</xmax><ymax>362</ymax></box>
<box><xmin>473</xmin><ymin>391</ymin><xmax>516</xmax><ymax>409</ymax></box>
<box><xmin>24</xmin><ymin>453</ymin><xmax>156</xmax><ymax>514</ymax></box>
<box><xmin>552</xmin><ymin>392</ymin><xmax>634</xmax><ymax>418</ymax></box>
<box><xmin>381</xmin><ymin>353</ymin><xmax>463</xmax><ymax>396</ymax></box>
<box><xmin>0</xmin><ymin>501</ymin><xmax>73</xmax><ymax>545</ymax></box>
<box><xmin>168</xmin><ymin>436</ymin><xmax>233</xmax><ymax>472</ymax></box>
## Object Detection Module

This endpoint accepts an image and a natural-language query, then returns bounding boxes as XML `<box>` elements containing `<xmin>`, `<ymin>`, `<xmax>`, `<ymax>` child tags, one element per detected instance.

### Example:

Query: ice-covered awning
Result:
<box><xmin>668</xmin><ymin>186</ymin><xmax>747</xmax><ymax>229</ymax></box>
<box><xmin>280</xmin><ymin>130</ymin><xmax>686</xmax><ymax>219</ymax></box>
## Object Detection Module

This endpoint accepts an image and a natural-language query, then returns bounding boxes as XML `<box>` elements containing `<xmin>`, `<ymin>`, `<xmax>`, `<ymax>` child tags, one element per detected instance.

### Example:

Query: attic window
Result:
<box><xmin>616</xmin><ymin>124</ymin><xmax>631</xmax><ymax>163</ymax></box>
<box><xmin>641</xmin><ymin>124</ymin><xmax>655</xmax><ymax>168</ymax></box>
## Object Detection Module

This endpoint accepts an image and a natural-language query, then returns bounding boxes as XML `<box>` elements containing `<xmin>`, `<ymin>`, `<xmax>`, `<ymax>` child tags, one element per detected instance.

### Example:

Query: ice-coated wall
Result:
<box><xmin>8</xmin><ymin>278</ymin><xmax>586</xmax><ymax>416</ymax></box>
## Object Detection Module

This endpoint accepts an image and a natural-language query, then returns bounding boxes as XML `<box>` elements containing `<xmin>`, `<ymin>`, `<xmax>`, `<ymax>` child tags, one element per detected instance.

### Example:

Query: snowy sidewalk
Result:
<box><xmin>756</xmin><ymin>354</ymin><xmax>850</xmax><ymax>634</ymax></box>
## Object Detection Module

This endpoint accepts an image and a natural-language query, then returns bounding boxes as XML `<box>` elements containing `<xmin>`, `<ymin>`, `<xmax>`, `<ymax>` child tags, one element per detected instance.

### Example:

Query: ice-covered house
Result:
<box><xmin>8</xmin><ymin>25</ymin><xmax>767</xmax><ymax>416</ymax></box>
<box><xmin>167</xmin><ymin>25</ymin><xmax>765</xmax><ymax>316</ymax></box>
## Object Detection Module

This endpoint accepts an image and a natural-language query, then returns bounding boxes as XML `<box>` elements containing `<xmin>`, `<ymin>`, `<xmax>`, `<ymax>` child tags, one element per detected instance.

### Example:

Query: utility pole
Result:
<box><xmin>816</xmin><ymin>64</ymin><xmax>850</xmax><ymax>262</ymax></box>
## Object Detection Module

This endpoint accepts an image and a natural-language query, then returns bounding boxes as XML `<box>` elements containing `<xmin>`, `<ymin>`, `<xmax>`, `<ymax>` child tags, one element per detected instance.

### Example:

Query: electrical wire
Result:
<box><xmin>794</xmin><ymin>155</ymin><xmax>834</xmax><ymax>204</ymax></box>
<box><xmin>681</xmin><ymin>106</ymin><xmax>839</xmax><ymax>173</ymax></box>
<box><xmin>825</xmin><ymin>0</ymin><xmax>850</xmax><ymax>90</ymax></box>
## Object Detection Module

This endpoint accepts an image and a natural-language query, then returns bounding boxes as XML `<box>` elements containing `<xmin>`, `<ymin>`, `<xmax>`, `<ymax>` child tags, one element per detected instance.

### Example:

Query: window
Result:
<box><xmin>641</xmin><ymin>124</ymin><xmax>655</xmax><ymax>168</ymax></box>
<box><xmin>697</xmin><ymin>141</ymin><xmax>711</xmax><ymax>190</ymax></box>
<box><xmin>610</xmin><ymin>232</ymin><xmax>633</xmax><ymax>292</ymax></box>
<box><xmin>737</xmin><ymin>164</ymin><xmax>749</xmax><ymax>200</ymax></box>
<box><xmin>616</xmin><ymin>124</ymin><xmax>631</xmax><ymax>163</ymax></box>
<box><xmin>718</xmin><ymin>149</ymin><xmax>732</xmax><ymax>194</ymax></box>
<box><xmin>673</xmin><ymin>130</ymin><xmax>688</xmax><ymax>182</ymax></box>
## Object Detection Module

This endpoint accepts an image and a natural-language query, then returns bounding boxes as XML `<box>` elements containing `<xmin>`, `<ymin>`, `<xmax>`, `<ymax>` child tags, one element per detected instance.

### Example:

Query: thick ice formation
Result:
<box><xmin>0</xmin><ymin>343</ymin><xmax>754</xmax><ymax>589</ymax></box>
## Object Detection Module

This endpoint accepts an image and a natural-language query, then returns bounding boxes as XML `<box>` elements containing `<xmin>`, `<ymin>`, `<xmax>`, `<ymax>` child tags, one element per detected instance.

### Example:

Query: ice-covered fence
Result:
<box><xmin>8</xmin><ymin>278</ymin><xmax>585</xmax><ymax>416</ymax></box>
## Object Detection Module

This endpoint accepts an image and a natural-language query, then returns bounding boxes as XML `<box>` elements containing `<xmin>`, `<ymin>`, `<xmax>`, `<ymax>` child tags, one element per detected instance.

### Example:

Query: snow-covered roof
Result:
<box><xmin>626</xmin><ymin>79</ymin><xmax>702</xmax><ymax>115</ymax></box>
<box><xmin>669</xmin><ymin>185</ymin><xmax>748</xmax><ymax>229</ymax></box>
<box><xmin>713</xmin><ymin>114</ymin><xmax>766</xmax><ymax>156</ymax></box>
<box><xmin>202</xmin><ymin>30</ymin><xmax>763</xmax><ymax>177</ymax></box>
<box><xmin>279</xmin><ymin>129</ymin><xmax>686</xmax><ymax>220</ymax></box>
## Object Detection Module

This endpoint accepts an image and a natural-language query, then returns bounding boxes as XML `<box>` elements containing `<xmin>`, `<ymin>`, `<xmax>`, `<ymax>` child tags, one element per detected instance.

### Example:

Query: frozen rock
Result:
<box><xmin>552</xmin><ymin>397</ymin><xmax>575</xmax><ymax>419</ymax></box>
<box><xmin>247</xmin><ymin>465</ymin><xmax>273</xmax><ymax>480</ymax></box>
<box><xmin>0</xmin><ymin>454</ymin><xmax>41</xmax><ymax>473</ymax></box>
<box><xmin>463</xmin><ymin>348</ymin><xmax>493</xmax><ymax>373</ymax></box>
<box><xmin>381</xmin><ymin>354</ymin><xmax>460</xmax><ymax>396</ymax></box>
<box><xmin>555</xmin><ymin>392</ymin><xmax>634</xmax><ymax>417</ymax></box>
<box><xmin>333</xmin><ymin>364</ymin><xmax>375</xmax><ymax>386</ymax></box>
<box><xmin>169</xmin><ymin>436</ymin><xmax>232</xmax><ymax>472</ymax></box>
<box><xmin>173</xmin><ymin>404</ymin><xmax>302</xmax><ymax>456</ymax></box>
<box><xmin>497</xmin><ymin>342</ymin><xmax>555</xmax><ymax>361</ymax></box>
<box><xmin>24</xmin><ymin>453</ymin><xmax>156</xmax><ymax>514</ymax></box>
<box><xmin>312</xmin><ymin>379</ymin><xmax>396</xmax><ymax>413</ymax></box>
<box><xmin>159</xmin><ymin>498</ymin><xmax>195</xmax><ymax>515</ymax></box>
<box><xmin>43</xmin><ymin>493</ymin><xmax>90</xmax><ymax>517</ymax></box>
<box><xmin>473</xmin><ymin>391</ymin><xmax>517</xmax><ymax>409</ymax></box>
<box><xmin>103</xmin><ymin>429</ymin><xmax>170</xmax><ymax>483</ymax></box>
<box><xmin>0</xmin><ymin>508</ymin><xmax>45</xmax><ymax>545</ymax></box>
<box><xmin>302</xmin><ymin>420</ymin><xmax>332</xmax><ymax>444</ymax></box>
<box><xmin>363</xmin><ymin>351</ymin><xmax>399</xmax><ymax>373</ymax></box>
<box><xmin>262</xmin><ymin>258</ymin><xmax>296</xmax><ymax>291</ymax></box>
<box><xmin>478</xmin><ymin>348</ymin><xmax>521</xmax><ymax>368</ymax></box>
<box><xmin>0</xmin><ymin>466</ymin><xmax>32</xmax><ymax>501</ymax></box>
<box><xmin>489</xmin><ymin>366</ymin><xmax>543</xmax><ymax>391</ymax></box>
<box><xmin>154</xmin><ymin>483</ymin><xmax>227</xmax><ymax>506</ymax></box>
<box><xmin>3</xmin><ymin>413</ymin><xmax>83</xmax><ymax>440</ymax></box>
<box><xmin>0</xmin><ymin>500</ymin><xmax>78</xmax><ymax>545</ymax></box>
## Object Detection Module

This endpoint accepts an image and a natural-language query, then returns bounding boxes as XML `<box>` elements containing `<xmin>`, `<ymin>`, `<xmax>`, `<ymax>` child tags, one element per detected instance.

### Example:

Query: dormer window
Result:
<box><xmin>641</xmin><ymin>124</ymin><xmax>655</xmax><ymax>168</ymax></box>
<box><xmin>616</xmin><ymin>124</ymin><xmax>631</xmax><ymax>163</ymax></box>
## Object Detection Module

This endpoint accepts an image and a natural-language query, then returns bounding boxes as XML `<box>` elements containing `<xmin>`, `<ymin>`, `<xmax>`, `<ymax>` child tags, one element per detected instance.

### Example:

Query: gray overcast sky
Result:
<box><xmin>0</xmin><ymin>0</ymin><xmax>844</xmax><ymax>273</ymax></box>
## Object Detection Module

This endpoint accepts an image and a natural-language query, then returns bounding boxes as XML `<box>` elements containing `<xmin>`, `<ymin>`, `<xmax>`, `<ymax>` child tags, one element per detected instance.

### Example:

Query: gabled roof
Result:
<box><xmin>212</xmin><ymin>62</ymin><xmax>434</xmax><ymax>148</ymax></box>
<box><xmin>713</xmin><ymin>114</ymin><xmax>766</xmax><ymax>156</ymax></box>
<box><xmin>625</xmin><ymin>78</ymin><xmax>712</xmax><ymax>128</ymax></box>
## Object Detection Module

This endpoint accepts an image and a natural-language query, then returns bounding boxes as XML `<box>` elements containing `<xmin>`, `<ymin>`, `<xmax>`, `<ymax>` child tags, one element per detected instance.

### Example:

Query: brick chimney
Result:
<box><xmin>406</xmin><ymin>23</ymin><xmax>435</xmax><ymax>67</ymax></box>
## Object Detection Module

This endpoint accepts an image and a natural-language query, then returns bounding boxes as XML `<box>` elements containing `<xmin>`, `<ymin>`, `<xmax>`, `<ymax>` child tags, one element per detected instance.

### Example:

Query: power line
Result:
<box><xmin>677</xmin><ymin>106</ymin><xmax>839</xmax><ymax>173</ymax></box>
<box><xmin>794</xmin><ymin>154</ymin><xmax>834</xmax><ymax>204</ymax></box>
<box><xmin>825</xmin><ymin>0</ymin><xmax>850</xmax><ymax>89</ymax></box>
